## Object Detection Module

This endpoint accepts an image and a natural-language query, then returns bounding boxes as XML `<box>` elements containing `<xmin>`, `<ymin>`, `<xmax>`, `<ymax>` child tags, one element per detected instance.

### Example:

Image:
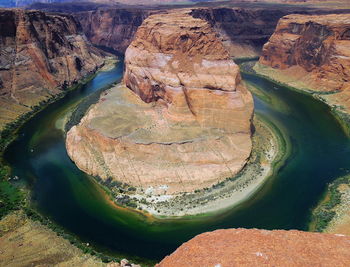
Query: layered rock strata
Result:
<box><xmin>259</xmin><ymin>14</ymin><xmax>350</xmax><ymax>93</ymax></box>
<box><xmin>66</xmin><ymin>11</ymin><xmax>253</xmax><ymax>195</ymax></box>
<box><xmin>0</xmin><ymin>9</ymin><xmax>104</xmax><ymax>129</ymax></box>
<box><xmin>257</xmin><ymin>14</ymin><xmax>350</xmax><ymax>112</ymax></box>
<box><xmin>76</xmin><ymin>8</ymin><xmax>151</xmax><ymax>54</ymax></box>
<box><xmin>157</xmin><ymin>228</ymin><xmax>350</xmax><ymax>267</ymax></box>
<box><xmin>190</xmin><ymin>7</ymin><xmax>291</xmax><ymax>58</ymax></box>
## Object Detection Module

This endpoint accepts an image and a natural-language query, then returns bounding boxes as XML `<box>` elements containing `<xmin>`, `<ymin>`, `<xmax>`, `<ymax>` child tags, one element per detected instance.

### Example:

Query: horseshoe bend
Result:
<box><xmin>66</xmin><ymin>11</ymin><xmax>256</xmax><ymax>197</ymax></box>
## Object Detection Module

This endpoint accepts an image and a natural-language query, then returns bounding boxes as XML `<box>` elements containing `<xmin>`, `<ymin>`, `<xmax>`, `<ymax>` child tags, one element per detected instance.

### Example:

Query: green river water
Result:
<box><xmin>4</xmin><ymin>61</ymin><xmax>350</xmax><ymax>263</ymax></box>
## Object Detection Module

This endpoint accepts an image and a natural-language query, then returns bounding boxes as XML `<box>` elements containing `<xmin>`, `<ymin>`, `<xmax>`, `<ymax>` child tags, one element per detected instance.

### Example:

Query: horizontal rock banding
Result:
<box><xmin>259</xmin><ymin>14</ymin><xmax>350</xmax><ymax>93</ymax></box>
<box><xmin>66</xmin><ymin>11</ymin><xmax>253</xmax><ymax>195</ymax></box>
<box><xmin>0</xmin><ymin>8</ymin><xmax>104</xmax><ymax>129</ymax></box>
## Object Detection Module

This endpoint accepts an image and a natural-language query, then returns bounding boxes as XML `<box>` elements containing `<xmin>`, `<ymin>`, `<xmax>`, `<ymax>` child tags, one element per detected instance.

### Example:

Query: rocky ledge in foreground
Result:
<box><xmin>66</xmin><ymin>10</ymin><xmax>253</xmax><ymax>195</ymax></box>
<box><xmin>0</xmin><ymin>8</ymin><xmax>105</xmax><ymax>129</ymax></box>
<box><xmin>157</xmin><ymin>228</ymin><xmax>350</xmax><ymax>267</ymax></box>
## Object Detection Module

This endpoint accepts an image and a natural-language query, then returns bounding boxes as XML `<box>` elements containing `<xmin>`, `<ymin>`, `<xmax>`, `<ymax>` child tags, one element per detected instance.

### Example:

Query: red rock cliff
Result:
<box><xmin>259</xmin><ymin>14</ymin><xmax>350</xmax><ymax>93</ymax></box>
<box><xmin>0</xmin><ymin>9</ymin><xmax>104</xmax><ymax>129</ymax></box>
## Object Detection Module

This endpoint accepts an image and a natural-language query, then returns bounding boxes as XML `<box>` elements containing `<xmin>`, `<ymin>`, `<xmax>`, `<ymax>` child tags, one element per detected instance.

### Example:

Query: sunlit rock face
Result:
<box><xmin>259</xmin><ymin>14</ymin><xmax>350</xmax><ymax>93</ymax></box>
<box><xmin>0</xmin><ymin>8</ymin><xmax>104</xmax><ymax>128</ymax></box>
<box><xmin>66</xmin><ymin>10</ymin><xmax>253</xmax><ymax>195</ymax></box>
<box><xmin>157</xmin><ymin>228</ymin><xmax>350</xmax><ymax>267</ymax></box>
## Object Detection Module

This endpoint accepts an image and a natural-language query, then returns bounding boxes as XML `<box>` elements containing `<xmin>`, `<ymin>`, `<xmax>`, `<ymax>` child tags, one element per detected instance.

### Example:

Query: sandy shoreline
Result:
<box><xmin>110</xmin><ymin>114</ymin><xmax>288</xmax><ymax>218</ymax></box>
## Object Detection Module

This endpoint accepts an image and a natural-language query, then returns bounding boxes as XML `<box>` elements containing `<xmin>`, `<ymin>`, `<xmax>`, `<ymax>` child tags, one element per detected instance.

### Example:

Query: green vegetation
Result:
<box><xmin>310</xmin><ymin>175</ymin><xmax>350</xmax><ymax>232</ymax></box>
<box><xmin>65</xmin><ymin>82</ymin><xmax>117</xmax><ymax>132</ymax></box>
<box><xmin>0</xmin><ymin>166</ymin><xmax>25</xmax><ymax>219</ymax></box>
<box><xmin>0</xmin><ymin>65</ymin><xmax>146</xmax><ymax>265</ymax></box>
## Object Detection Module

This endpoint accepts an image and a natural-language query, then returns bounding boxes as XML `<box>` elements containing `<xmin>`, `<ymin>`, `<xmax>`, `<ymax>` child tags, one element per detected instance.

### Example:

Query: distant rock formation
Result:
<box><xmin>75</xmin><ymin>8</ymin><xmax>150</xmax><ymax>54</ymax></box>
<box><xmin>66</xmin><ymin>10</ymin><xmax>253</xmax><ymax>195</ymax></box>
<box><xmin>0</xmin><ymin>8</ymin><xmax>104</xmax><ymax>129</ymax></box>
<box><xmin>256</xmin><ymin>14</ymin><xmax>350</xmax><ymax>112</ymax></box>
<box><xmin>189</xmin><ymin>7</ymin><xmax>290</xmax><ymax>58</ymax></box>
<box><xmin>259</xmin><ymin>14</ymin><xmax>350</xmax><ymax>92</ymax></box>
<box><xmin>157</xmin><ymin>228</ymin><xmax>350</xmax><ymax>267</ymax></box>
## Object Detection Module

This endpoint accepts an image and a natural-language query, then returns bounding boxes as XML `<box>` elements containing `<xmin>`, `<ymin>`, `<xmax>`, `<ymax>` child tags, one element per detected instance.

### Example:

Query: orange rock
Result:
<box><xmin>66</xmin><ymin>10</ymin><xmax>253</xmax><ymax>195</ymax></box>
<box><xmin>0</xmin><ymin>8</ymin><xmax>104</xmax><ymax>127</ymax></box>
<box><xmin>157</xmin><ymin>228</ymin><xmax>350</xmax><ymax>267</ymax></box>
<box><xmin>259</xmin><ymin>14</ymin><xmax>350</xmax><ymax>93</ymax></box>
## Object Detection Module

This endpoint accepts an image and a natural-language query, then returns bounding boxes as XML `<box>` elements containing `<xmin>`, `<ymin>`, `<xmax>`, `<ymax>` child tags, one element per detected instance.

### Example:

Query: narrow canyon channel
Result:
<box><xmin>4</xmin><ymin>61</ymin><xmax>350</xmax><ymax>263</ymax></box>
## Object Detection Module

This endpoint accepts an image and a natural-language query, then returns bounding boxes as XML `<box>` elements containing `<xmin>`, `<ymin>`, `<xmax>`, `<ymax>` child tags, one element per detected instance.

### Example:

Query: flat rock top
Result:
<box><xmin>130</xmin><ymin>10</ymin><xmax>229</xmax><ymax>60</ymax></box>
<box><xmin>158</xmin><ymin>228</ymin><xmax>350</xmax><ymax>267</ymax></box>
<box><xmin>87</xmin><ymin>85</ymin><xmax>224</xmax><ymax>144</ymax></box>
<box><xmin>281</xmin><ymin>13</ymin><xmax>350</xmax><ymax>25</ymax></box>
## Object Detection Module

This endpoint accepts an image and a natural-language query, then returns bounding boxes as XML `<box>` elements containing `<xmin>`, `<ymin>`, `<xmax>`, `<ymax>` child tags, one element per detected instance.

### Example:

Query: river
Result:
<box><xmin>4</xmin><ymin>61</ymin><xmax>350</xmax><ymax>263</ymax></box>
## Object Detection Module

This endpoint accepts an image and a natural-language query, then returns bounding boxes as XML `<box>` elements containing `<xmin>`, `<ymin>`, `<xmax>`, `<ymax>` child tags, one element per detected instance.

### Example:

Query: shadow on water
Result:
<box><xmin>4</xmin><ymin>64</ymin><xmax>350</xmax><ymax>261</ymax></box>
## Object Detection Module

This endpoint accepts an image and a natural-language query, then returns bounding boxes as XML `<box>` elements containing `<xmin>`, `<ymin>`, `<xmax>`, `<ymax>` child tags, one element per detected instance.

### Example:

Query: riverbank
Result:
<box><xmin>309</xmin><ymin>175</ymin><xmax>350</xmax><ymax>235</ymax></box>
<box><xmin>251</xmin><ymin>61</ymin><xmax>350</xmax><ymax>235</ymax></box>
<box><xmin>253</xmin><ymin>62</ymin><xmax>350</xmax><ymax>135</ymax></box>
<box><xmin>80</xmin><ymin>110</ymin><xmax>287</xmax><ymax>218</ymax></box>
<box><xmin>0</xmin><ymin>57</ymin><xmax>143</xmax><ymax>266</ymax></box>
<box><xmin>0</xmin><ymin>57</ymin><xmax>117</xmax><ymax>219</ymax></box>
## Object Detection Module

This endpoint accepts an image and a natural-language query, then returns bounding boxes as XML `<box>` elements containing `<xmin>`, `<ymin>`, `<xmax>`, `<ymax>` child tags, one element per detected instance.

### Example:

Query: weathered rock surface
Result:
<box><xmin>66</xmin><ymin>11</ymin><xmax>253</xmax><ymax>195</ymax></box>
<box><xmin>76</xmin><ymin>8</ymin><xmax>151</xmax><ymax>53</ymax></box>
<box><xmin>75</xmin><ymin>7</ymin><xmax>292</xmax><ymax>57</ymax></box>
<box><xmin>0</xmin><ymin>8</ymin><xmax>104</xmax><ymax>129</ymax></box>
<box><xmin>259</xmin><ymin>14</ymin><xmax>350</xmax><ymax>93</ymax></box>
<box><xmin>157</xmin><ymin>228</ymin><xmax>350</xmax><ymax>267</ymax></box>
<box><xmin>257</xmin><ymin>14</ymin><xmax>350</xmax><ymax>116</ymax></box>
<box><xmin>190</xmin><ymin>7</ymin><xmax>291</xmax><ymax>58</ymax></box>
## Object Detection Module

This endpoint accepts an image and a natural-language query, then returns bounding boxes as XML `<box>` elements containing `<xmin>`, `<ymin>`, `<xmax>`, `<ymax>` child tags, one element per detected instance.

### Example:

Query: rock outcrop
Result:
<box><xmin>190</xmin><ymin>7</ymin><xmax>291</xmax><ymax>58</ymax></box>
<box><xmin>256</xmin><ymin>14</ymin><xmax>350</xmax><ymax>112</ymax></box>
<box><xmin>259</xmin><ymin>14</ymin><xmax>350</xmax><ymax>93</ymax></box>
<box><xmin>66</xmin><ymin>10</ymin><xmax>253</xmax><ymax>195</ymax></box>
<box><xmin>157</xmin><ymin>228</ymin><xmax>350</xmax><ymax>267</ymax></box>
<box><xmin>0</xmin><ymin>9</ymin><xmax>104</xmax><ymax>129</ymax></box>
<box><xmin>76</xmin><ymin>8</ymin><xmax>151</xmax><ymax>53</ymax></box>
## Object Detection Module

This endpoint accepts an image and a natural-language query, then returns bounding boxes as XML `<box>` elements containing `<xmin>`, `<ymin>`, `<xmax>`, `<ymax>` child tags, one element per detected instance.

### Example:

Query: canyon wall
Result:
<box><xmin>74</xmin><ymin>7</ymin><xmax>294</xmax><ymax>56</ymax></box>
<box><xmin>66</xmin><ymin>10</ymin><xmax>253</xmax><ymax>195</ymax></box>
<box><xmin>0</xmin><ymin>9</ymin><xmax>104</xmax><ymax>129</ymax></box>
<box><xmin>190</xmin><ymin>7</ymin><xmax>290</xmax><ymax>58</ymax></box>
<box><xmin>75</xmin><ymin>8</ymin><xmax>151</xmax><ymax>54</ymax></box>
<box><xmin>256</xmin><ymin>14</ymin><xmax>350</xmax><ymax>112</ymax></box>
<box><xmin>157</xmin><ymin>228</ymin><xmax>350</xmax><ymax>267</ymax></box>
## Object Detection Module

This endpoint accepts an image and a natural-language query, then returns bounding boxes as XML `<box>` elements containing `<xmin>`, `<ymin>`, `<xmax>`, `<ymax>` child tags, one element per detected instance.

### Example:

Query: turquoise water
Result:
<box><xmin>4</xmin><ymin>63</ymin><xmax>350</xmax><ymax>262</ymax></box>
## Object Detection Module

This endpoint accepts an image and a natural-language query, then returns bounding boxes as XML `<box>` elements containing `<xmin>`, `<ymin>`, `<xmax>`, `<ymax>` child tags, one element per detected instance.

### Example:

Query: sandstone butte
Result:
<box><xmin>257</xmin><ymin>14</ymin><xmax>350</xmax><ymax>112</ymax></box>
<box><xmin>157</xmin><ymin>228</ymin><xmax>350</xmax><ymax>267</ymax></box>
<box><xmin>66</xmin><ymin>10</ymin><xmax>254</xmax><ymax>195</ymax></box>
<box><xmin>0</xmin><ymin>8</ymin><xmax>104</xmax><ymax>129</ymax></box>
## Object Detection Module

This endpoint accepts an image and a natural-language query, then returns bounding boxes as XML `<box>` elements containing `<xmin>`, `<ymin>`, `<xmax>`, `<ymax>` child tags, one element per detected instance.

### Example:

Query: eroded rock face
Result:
<box><xmin>66</xmin><ymin>11</ymin><xmax>253</xmax><ymax>195</ymax></box>
<box><xmin>259</xmin><ymin>14</ymin><xmax>350</xmax><ymax>93</ymax></box>
<box><xmin>76</xmin><ymin>8</ymin><xmax>151</xmax><ymax>53</ymax></box>
<box><xmin>190</xmin><ymin>7</ymin><xmax>290</xmax><ymax>58</ymax></box>
<box><xmin>157</xmin><ymin>228</ymin><xmax>350</xmax><ymax>267</ymax></box>
<box><xmin>0</xmin><ymin>9</ymin><xmax>104</xmax><ymax>128</ymax></box>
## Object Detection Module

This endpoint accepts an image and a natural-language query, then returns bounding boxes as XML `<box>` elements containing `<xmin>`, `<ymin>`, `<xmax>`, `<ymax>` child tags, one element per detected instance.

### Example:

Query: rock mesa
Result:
<box><xmin>66</xmin><ymin>11</ymin><xmax>253</xmax><ymax>195</ymax></box>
